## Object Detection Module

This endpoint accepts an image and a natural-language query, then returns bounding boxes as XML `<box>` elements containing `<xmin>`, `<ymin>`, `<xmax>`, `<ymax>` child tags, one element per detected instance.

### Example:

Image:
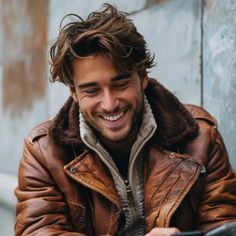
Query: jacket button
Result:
<box><xmin>70</xmin><ymin>167</ymin><xmax>77</xmax><ymax>174</ymax></box>
<box><xmin>169</xmin><ymin>152</ymin><xmax>175</xmax><ymax>159</ymax></box>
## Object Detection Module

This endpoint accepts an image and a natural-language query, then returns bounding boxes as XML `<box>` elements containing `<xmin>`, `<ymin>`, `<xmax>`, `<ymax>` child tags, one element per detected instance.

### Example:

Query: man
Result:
<box><xmin>15</xmin><ymin>3</ymin><xmax>236</xmax><ymax>236</ymax></box>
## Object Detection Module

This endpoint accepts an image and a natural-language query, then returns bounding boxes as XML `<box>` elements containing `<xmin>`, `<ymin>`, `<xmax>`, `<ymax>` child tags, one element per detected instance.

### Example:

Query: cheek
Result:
<box><xmin>77</xmin><ymin>92</ymin><xmax>88</xmax><ymax>102</ymax></box>
<box><xmin>78</xmin><ymin>97</ymin><xmax>97</xmax><ymax>114</ymax></box>
<box><xmin>121</xmin><ymin>87</ymin><xmax>143</xmax><ymax>102</ymax></box>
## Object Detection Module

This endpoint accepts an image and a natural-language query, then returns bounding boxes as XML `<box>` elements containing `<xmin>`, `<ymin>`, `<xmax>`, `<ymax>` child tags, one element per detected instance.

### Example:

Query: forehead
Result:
<box><xmin>72</xmin><ymin>54</ymin><xmax>119</xmax><ymax>84</ymax></box>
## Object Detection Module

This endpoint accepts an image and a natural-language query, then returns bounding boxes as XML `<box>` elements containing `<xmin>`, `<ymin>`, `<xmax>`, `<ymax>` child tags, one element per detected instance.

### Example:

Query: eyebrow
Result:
<box><xmin>111</xmin><ymin>72</ymin><xmax>132</xmax><ymax>82</ymax></box>
<box><xmin>76</xmin><ymin>72</ymin><xmax>132</xmax><ymax>89</ymax></box>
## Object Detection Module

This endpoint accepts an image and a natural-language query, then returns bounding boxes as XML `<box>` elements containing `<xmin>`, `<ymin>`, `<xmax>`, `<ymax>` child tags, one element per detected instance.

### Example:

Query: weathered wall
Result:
<box><xmin>0</xmin><ymin>0</ymin><xmax>49</xmax><ymax>235</ymax></box>
<box><xmin>0</xmin><ymin>0</ymin><xmax>235</xmax><ymax>235</ymax></box>
<box><xmin>0</xmin><ymin>0</ymin><xmax>49</xmax><ymax>174</ymax></box>
<box><xmin>132</xmin><ymin>0</ymin><xmax>201</xmax><ymax>105</ymax></box>
<box><xmin>203</xmin><ymin>0</ymin><xmax>236</xmax><ymax>168</ymax></box>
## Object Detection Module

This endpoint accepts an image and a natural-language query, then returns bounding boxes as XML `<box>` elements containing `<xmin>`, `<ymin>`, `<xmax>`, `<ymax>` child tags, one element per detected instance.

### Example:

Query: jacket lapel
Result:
<box><xmin>64</xmin><ymin>150</ymin><xmax>121</xmax><ymax>210</ymax></box>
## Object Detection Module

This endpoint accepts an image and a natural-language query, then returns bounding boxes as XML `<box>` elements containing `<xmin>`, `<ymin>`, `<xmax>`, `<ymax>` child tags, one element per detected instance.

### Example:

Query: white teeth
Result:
<box><xmin>103</xmin><ymin>112</ymin><xmax>124</xmax><ymax>121</ymax></box>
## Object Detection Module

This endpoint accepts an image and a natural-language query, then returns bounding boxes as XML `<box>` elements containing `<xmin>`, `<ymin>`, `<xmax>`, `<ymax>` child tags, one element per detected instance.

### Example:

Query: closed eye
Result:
<box><xmin>83</xmin><ymin>87</ymin><xmax>100</xmax><ymax>95</ymax></box>
<box><xmin>112</xmin><ymin>81</ymin><xmax>129</xmax><ymax>89</ymax></box>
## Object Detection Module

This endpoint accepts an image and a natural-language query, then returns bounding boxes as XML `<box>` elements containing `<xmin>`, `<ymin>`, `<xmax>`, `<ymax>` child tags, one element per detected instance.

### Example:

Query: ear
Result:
<box><xmin>69</xmin><ymin>86</ymin><xmax>78</xmax><ymax>103</ymax></box>
<box><xmin>142</xmin><ymin>75</ymin><xmax>148</xmax><ymax>90</ymax></box>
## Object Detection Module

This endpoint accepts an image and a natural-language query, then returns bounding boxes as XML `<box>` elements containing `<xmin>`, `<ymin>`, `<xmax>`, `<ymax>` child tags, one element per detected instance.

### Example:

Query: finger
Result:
<box><xmin>146</xmin><ymin>227</ymin><xmax>181</xmax><ymax>236</ymax></box>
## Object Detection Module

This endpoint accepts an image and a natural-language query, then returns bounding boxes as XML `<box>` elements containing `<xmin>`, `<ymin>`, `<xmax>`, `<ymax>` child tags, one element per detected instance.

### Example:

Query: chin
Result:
<box><xmin>103</xmin><ymin>134</ymin><xmax>127</xmax><ymax>142</ymax></box>
<box><xmin>102</xmin><ymin>129</ymin><xmax>130</xmax><ymax>142</ymax></box>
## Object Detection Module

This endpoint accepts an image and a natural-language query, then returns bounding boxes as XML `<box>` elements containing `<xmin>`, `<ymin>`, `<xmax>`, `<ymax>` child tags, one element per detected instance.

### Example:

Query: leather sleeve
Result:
<box><xmin>197</xmin><ymin>126</ymin><xmax>236</xmax><ymax>232</ymax></box>
<box><xmin>15</xmin><ymin>138</ymin><xmax>86</xmax><ymax>236</ymax></box>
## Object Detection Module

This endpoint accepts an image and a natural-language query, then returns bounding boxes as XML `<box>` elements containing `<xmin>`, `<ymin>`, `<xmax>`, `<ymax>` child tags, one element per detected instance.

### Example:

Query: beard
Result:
<box><xmin>81</xmin><ymin>92</ymin><xmax>145</xmax><ymax>142</ymax></box>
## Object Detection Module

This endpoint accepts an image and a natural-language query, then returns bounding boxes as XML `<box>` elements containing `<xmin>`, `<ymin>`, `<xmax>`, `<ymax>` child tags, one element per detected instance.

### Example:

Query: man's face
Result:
<box><xmin>71</xmin><ymin>53</ymin><xmax>147</xmax><ymax>142</ymax></box>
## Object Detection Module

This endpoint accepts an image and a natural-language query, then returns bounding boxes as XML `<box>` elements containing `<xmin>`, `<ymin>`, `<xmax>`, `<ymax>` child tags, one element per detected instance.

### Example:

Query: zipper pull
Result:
<box><xmin>125</xmin><ymin>180</ymin><xmax>131</xmax><ymax>193</ymax></box>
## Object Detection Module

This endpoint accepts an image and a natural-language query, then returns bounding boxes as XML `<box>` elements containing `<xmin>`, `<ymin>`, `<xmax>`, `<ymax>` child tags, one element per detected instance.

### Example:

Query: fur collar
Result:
<box><xmin>49</xmin><ymin>78</ymin><xmax>199</xmax><ymax>149</ymax></box>
<box><xmin>145</xmin><ymin>78</ymin><xmax>198</xmax><ymax>148</ymax></box>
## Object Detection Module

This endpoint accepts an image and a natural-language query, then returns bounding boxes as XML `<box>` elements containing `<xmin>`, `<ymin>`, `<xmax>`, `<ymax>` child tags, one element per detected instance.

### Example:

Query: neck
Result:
<box><xmin>101</xmin><ymin>137</ymin><xmax>133</xmax><ymax>159</ymax></box>
<box><xmin>99</xmin><ymin>124</ymin><xmax>140</xmax><ymax>160</ymax></box>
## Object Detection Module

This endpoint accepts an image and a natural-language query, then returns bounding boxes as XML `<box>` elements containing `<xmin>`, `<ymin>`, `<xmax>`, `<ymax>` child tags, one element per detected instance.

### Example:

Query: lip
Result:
<box><xmin>103</xmin><ymin>111</ymin><xmax>124</xmax><ymax>122</ymax></box>
<box><xmin>100</xmin><ymin>110</ymin><xmax>128</xmax><ymax>128</ymax></box>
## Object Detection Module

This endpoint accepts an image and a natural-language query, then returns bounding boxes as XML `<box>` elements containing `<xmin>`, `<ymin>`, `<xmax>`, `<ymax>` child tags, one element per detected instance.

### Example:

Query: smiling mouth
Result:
<box><xmin>102</xmin><ymin>112</ymin><xmax>125</xmax><ymax>122</ymax></box>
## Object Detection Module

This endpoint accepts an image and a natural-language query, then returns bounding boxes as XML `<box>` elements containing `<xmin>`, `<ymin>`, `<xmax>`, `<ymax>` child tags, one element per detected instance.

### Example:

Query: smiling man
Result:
<box><xmin>15</xmin><ymin>3</ymin><xmax>236</xmax><ymax>236</ymax></box>
<box><xmin>71</xmin><ymin>54</ymin><xmax>146</xmax><ymax>144</ymax></box>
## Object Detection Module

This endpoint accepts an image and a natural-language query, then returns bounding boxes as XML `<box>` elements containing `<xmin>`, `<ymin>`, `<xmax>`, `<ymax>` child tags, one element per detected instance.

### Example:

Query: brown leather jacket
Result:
<box><xmin>15</xmin><ymin>79</ymin><xmax>236</xmax><ymax>236</ymax></box>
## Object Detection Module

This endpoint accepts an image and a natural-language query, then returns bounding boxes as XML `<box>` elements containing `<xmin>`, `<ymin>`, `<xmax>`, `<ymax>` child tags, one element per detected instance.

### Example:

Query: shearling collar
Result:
<box><xmin>49</xmin><ymin>78</ymin><xmax>199</xmax><ymax>149</ymax></box>
<box><xmin>145</xmin><ymin>78</ymin><xmax>199</xmax><ymax>148</ymax></box>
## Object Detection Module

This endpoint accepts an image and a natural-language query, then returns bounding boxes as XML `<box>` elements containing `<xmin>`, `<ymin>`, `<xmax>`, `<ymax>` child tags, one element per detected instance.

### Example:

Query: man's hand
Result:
<box><xmin>145</xmin><ymin>227</ymin><xmax>180</xmax><ymax>236</ymax></box>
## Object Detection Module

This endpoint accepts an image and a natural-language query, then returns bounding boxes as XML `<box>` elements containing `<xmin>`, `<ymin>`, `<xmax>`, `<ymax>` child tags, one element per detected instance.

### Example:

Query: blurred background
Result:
<box><xmin>0</xmin><ymin>0</ymin><xmax>236</xmax><ymax>235</ymax></box>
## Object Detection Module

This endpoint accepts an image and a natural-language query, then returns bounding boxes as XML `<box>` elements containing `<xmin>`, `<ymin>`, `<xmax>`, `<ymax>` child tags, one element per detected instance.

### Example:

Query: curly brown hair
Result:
<box><xmin>50</xmin><ymin>3</ymin><xmax>155</xmax><ymax>86</ymax></box>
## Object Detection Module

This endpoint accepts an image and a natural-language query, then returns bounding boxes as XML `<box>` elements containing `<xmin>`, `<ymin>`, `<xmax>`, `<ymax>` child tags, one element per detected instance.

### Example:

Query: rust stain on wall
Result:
<box><xmin>2</xmin><ymin>0</ymin><xmax>48</xmax><ymax>115</ymax></box>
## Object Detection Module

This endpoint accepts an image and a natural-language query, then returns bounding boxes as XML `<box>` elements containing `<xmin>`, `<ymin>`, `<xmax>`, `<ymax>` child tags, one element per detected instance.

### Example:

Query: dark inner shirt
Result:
<box><xmin>112</xmin><ymin>154</ymin><xmax>129</xmax><ymax>180</ymax></box>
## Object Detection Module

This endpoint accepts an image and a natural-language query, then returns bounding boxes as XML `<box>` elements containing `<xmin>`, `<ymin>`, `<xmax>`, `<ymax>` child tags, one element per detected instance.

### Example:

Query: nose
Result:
<box><xmin>100</xmin><ymin>89</ymin><xmax>119</xmax><ymax>112</ymax></box>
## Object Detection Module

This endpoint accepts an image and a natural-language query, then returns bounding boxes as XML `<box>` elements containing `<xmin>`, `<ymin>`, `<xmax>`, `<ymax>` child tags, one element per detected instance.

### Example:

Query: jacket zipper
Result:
<box><xmin>124</xmin><ymin>180</ymin><xmax>133</xmax><ymax>205</ymax></box>
<box><xmin>127</xmin><ymin>126</ymin><xmax>156</xmax><ymax>215</ymax></box>
<box><xmin>125</xmin><ymin>180</ymin><xmax>131</xmax><ymax>193</ymax></box>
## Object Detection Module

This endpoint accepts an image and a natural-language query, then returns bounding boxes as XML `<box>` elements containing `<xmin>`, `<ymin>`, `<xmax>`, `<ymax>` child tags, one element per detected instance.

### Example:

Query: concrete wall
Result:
<box><xmin>0</xmin><ymin>0</ymin><xmax>235</xmax><ymax>235</ymax></box>
<box><xmin>203</xmin><ymin>0</ymin><xmax>236</xmax><ymax>169</ymax></box>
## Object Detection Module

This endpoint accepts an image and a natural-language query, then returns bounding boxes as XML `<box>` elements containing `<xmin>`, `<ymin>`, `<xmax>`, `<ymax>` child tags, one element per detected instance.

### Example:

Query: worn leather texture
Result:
<box><xmin>15</xmin><ymin>79</ymin><xmax>236</xmax><ymax>235</ymax></box>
